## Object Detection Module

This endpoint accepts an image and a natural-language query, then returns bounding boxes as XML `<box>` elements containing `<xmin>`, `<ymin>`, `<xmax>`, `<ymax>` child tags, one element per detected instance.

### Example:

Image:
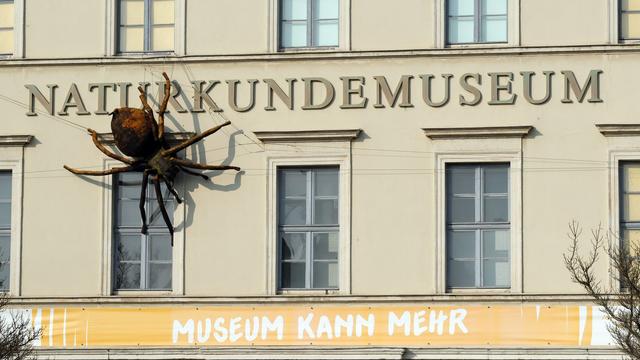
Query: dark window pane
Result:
<box><xmin>313</xmin><ymin>232</ymin><xmax>338</xmax><ymax>260</ymax></box>
<box><xmin>116</xmin><ymin>234</ymin><xmax>141</xmax><ymax>261</ymax></box>
<box><xmin>0</xmin><ymin>172</ymin><xmax>11</xmax><ymax>200</ymax></box>
<box><xmin>281</xmin><ymin>233</ymin><xmax>306</xmax><ymax>260</ymax></box>
<box><xmin>482</xmin><ymin>230</ymin><xmax>510</xmax><ymax>258</ymax></box>
<box><xmin>483</xmin><ymin>166</ymin><xmax>508</xmax><ymax>194</ymax></box>
<box><xmin>148</xmin><ymin>200</ymin><xmax>174</xmax><ymax>226</ymax></box>
<box><xmin>313</xmin><ymin>261</ymin><xmax>338</xmax><ymax>288</ymax></box>
<box><xmin>0</xmin><ymin>262</ymin><xmax>8</xmax><ymax>290</ymax></box>
<box><xmin>447</xmin><ymin>166</ymin><xmax>475</xmax><ymax>194</ymax></box>
<box><xmin>448</xmin><ymin>197</ymin><xmax>475</xmax><ymax>222</ymax></box>
<box><xmin>314</xmin><ymin>168</ymin><xmax>339</xmax><ymax>197</ymax></box>
<box><xmin>117</xmin><ymin>200</ymin><xmax>141</xmax><ymax>226</ymax></box>
<box><xmin>313</xmin><ymin>198</ymin><xmax>338</xmax><ymax>224</ymax></box>
<box><xmin>148</xmin><ymin>263</ymin><xmax>172</xmax><ymax>289</ymax></box>
<box><xmin>0</xmin><ymin>203</ymin><xmax>9</xmax><ymax>227</ymax></box>
<box><xmin>482</xmin><ymin>258</ymin><xmax>510</xmax><ymax>287</ymax></box>
<box><xmin>483</xmin><ymin>196</ymin><xmax>508</xmax><ymax>222</ymax></box>
<box><xmin>149</xmin><ymin>234</ymin><xmax>172</xmax><ymax>261</ymax></box>
<box><xmin>448</xmin><ymin>230</ymin><xmax>476</xmax><ymax>259</ymax></box>
<box><xmin>447</xmin><ymin>259</ymin><xmax>476</xmax><ymax>287</ymax></box>
<box><xmin>0</xmin><ymin>235</ymin><xmax>9</xmax><ymax>262</ymax></box>
<box><xmin>281</xmin><ymin>262</ymin><xmax>306</xmax><ymax>288</ymax></box>
<box><xmin>115</xmin><ymin>262</ymin><xmax>141</xmax><ymax>289</ymax></box>
<box><xmin>281</xmin><ymin>198</ymin><xmax>306</xmax><ymax>225</ymax></box>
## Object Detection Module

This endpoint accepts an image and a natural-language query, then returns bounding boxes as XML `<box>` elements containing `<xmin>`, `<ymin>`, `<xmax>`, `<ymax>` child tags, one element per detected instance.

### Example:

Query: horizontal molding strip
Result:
<box><xmin>423</xmin><ymin>126</ymin><xmax>533</xmax><ymax>139</ymax></box>
<box><xmin>254</xmin><ymin>129</ymin><xmax>361</xmax><ymax>142</ymax></box>
<box><xmin>0</xmin><ymin>135</ymin><xmax>33</xmax><ymax>146</ymax></box>
<box><xmin>5</xmin><ymin>293</ymin><xmax>612</xmax><ymax>306</ymax></box>
<box><xmin>2</xmin><ymin>44</ymin><xmax>640</xmax><ymax>67</ymax></box>
<box><xmin>596</xmin><ymin>124</ymin><xmax>640</xmax><ymax>136</ymax></box>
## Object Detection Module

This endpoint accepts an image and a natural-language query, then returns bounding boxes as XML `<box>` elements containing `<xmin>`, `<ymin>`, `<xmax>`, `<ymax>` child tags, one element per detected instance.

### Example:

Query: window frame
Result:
<box><xmin>435</xmin><ymin>0</ymin><xmax>520</xmax><ymax>48</ymax></box>
<box><xmin>616</xmin><ymin>0</ymin><xmax>640</xmax><ymax>42</ymax></box>
<box><xmin>0</xmin><ymin>0</ymin><xmax>24</xmax><ymax>58</ymax></box>
<box><xmin>106</xmin><ymin>0</ymin><xmax>185</xmax><ymax>56</ymax></box>
<box><xmin>0</xmin><ymin>136</ymin><xmax>31</xmax><ymax>296</ymax></box>
<box><xmin>101</xmin><ymin>158</ymin><xmax>185</xmax><ymax>296</ymax></box>
<box><xmin>269</xmin><ymin>0</ymin><xmax>351</xmax><ymax>52</ymax></box>
<box><xmin>258</xmin><ymin>130</ymin><xmax>359</xmax><ymax>295</ymax></box>
<box><xmin>277</xmin><ymin>166</ymin><xmax>340</xmax><ymax>290</ymax></box>
<box><xmin>112</xmin><ymin>172</ymin><xmax>176</xmax><ymax>292</ymax></box>
<box><xmin>445</xmin><ymin>163</ymin><xmax>511</xmax><ymax>289</ymax></box>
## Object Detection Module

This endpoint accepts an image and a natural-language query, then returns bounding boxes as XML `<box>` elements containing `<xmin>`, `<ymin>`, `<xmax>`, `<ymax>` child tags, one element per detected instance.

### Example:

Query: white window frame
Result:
<box><xmin>425</xmin><ymin>126</ymin><xmax>529</xmax><ymax>294</ymax></box>
<box><xmin>268</xmin><ymin>0</ymin><xmax>351</xmax><ymax>52</ymax></box>
<box><xmin>434</xmin><ymin>0</ymin><xmax>520</xmax><ymax>48</ymax></box>
<box><xmin>0</xmin><ymin>0</ymin><xmax>25</xmax><ymax>58</ymax></box>
<box><xmin>100</xmin><ymin>149</ymin><xmax>186</xmax><ymax>296</ymax></box>
<box><xmin>597</xmin><ymin>124</ymin><xmax>640</xmax><ymax>289</ymax></box>
<box><xmin>256</xmin><ymin>129</ymin><xmax>359</xmax><ymax>295</ymax></box>
<box><xmin>105</xmin><ymin>0</ymin><xmax>186</xmax><ymax>56</ymax></box>
<box><xmin>0</xmin><ymin>135</ymin><xmax>31</xmax><ymax>296</ymax></box>
<box><xmin>611</xmin><ymin>0</ymin><xmax>640</xmax><ymax>43</ymax></box>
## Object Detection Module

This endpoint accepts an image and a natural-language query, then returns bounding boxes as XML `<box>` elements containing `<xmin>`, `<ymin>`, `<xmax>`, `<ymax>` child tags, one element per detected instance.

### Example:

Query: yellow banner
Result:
<box><xmin>26</xmin><ymin>303</ymin><xmax>609</xmax><ymax>348</ymax></box>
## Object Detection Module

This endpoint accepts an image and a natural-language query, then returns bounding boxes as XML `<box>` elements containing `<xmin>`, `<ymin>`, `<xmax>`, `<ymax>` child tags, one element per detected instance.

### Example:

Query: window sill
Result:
<box><xmin>113</xmin><ymin>51</ymin><xmax>177</xmax><ymax>57</ymax></box>
<box><xmin>446</xmin><ymin>288</ymin><xmax>516</xmax><ymax>295</ymax></box>
<box><xmin>277</xmin><ymin>289</ymin><xmax>341</xmax><ymax>296</ymax></box>
<box><xmin>445</xmin><ymin>42</ymin><xmax>511</xmax><ymax>49</ymax></box>
<box><xmin>112</xmin><ymin>290</ymin><xmax>175</xmax><ymax>297</ymax></box>
<box><xmin>278</xmin><ymin>46</ymin><xmax>341</xmax><ymax>53</ymax></box>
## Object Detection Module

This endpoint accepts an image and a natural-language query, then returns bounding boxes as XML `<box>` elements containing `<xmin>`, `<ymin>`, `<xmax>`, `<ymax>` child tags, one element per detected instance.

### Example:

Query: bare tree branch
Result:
<box><xmin>0</xmin><ymin>293</ymin><xmax>40</xmax><ymax>360</ymax></box>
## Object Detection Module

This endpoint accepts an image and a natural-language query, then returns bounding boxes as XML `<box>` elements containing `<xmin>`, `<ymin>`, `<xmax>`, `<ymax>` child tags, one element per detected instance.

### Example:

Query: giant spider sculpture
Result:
<box><xmin>64</xmin><ymin>72</ymin><xmax>240</xmax><ymax>245</ymax></box>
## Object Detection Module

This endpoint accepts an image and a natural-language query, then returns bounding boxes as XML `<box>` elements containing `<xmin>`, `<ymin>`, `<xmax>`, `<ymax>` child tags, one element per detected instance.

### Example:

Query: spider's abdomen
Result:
<box><xmin>110</xmin><ymin>108</ymin><xmax>160</xmax><ymax>158</ymax></box>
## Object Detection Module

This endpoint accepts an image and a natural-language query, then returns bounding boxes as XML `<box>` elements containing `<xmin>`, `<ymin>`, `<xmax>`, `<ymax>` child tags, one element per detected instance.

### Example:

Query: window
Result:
<box><xmin>113</xmin><ymin>172</ymin><xmax>173</xmax><ymax>291</ymax></box>
<box><xmin>280</xmin><ymin>0</ymin><xmax>339</xmax><ymax>49</ymax></box>
<box><xmin>447</xmin><ymin>0</ymin><xmax>507</xmax><ymax>44</ymax></box>
<box><xmin>446</xmin><ymin>164</ymin><xmax>510</xmax><ymax>289</ymax></box>
<box><xmin>620</xmin><ymin>0</ymin><xmax>640</xmax><ymax>40</ymax></box>
<box><xmin>620</xmin><ymin>163</ymin><xmax>640</xmax><ymax>260</ymax></box>
<box><xmin>278</xmin><ymin>167</ymin><xmax>339</xmax><ymax>290</ymax></box>
<box><xmin>0</xmin><ymin>171</ymin><xmax>10</xmax><ymax>291</ymax></box>
<box><xmin>118</xmin><ymin>0</ymin><xmax>175</xmax><ymax>53</ymax></box>
<box><xmin>0</xmin><ymin>1</ymin><xmax>13</xmax><ymax>55</ymax></box>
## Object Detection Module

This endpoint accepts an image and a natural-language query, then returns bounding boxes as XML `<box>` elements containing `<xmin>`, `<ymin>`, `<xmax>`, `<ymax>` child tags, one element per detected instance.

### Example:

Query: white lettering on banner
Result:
<box><xmin>387</xmin><ymin>309</ymin><xmax>468</xmax><ymax>336</ymax></box>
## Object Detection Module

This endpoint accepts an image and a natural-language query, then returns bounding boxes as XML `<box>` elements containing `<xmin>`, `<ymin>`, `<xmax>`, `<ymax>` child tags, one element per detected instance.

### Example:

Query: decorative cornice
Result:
<box><xmin>254</xmin><ymin>129</ymin><xmax>361</xmax><ymax>143</ymax></box>
<box><xmin>1</xmin><ymin>44</ymin><xmax>640</xmax><ymax>67</ymax></box>
<box><xmin>0</xmin><ymin>135</ymin><xmax>33</xmax><ymax>146</ymax></box>
<box><xmin>423</xmin><ymin>126</ymin><xmax>533</xmax><ymax>139</ymax></box>
<box><xmin>97</xmin><ymin>132</ymin><xmax>195</xmax><ymax>145</ymax></box>
<box><xmin>596</xmin><ymin>124</ymin><xmax>640</xmax><ymax>137</ymax></box>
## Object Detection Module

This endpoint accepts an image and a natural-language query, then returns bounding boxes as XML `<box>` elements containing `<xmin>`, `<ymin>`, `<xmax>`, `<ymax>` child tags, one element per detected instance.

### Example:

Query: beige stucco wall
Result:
<box><xmin>0</xmin><ymin>49</ymin><xmax>632</xmax><ymax>297</ymax></box>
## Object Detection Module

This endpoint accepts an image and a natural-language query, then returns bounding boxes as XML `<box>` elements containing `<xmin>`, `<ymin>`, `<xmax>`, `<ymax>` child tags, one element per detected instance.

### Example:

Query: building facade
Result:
<box><xmin>0</xmin><ymin>0</ymin><xmax>638</xmax><ymax>358</ymax></box>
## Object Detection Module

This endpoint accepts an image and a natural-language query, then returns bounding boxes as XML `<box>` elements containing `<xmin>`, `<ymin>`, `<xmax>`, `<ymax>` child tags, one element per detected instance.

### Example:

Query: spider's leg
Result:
<box><xmin>162</xmin><ymin>121</ymin><xmax>232</xmax><ymax>156</ymax></box>
<box><xmin>161</xmin><ymin>176</ymin><xmax>183</xmax><ymax>204</ymax></box>
<box><xmin>178</xmin><ymin>166</ymin><xmax>209</xmax><ymax>181</ymax></box>
<box><xmin>153</xmin><ymin>175</ymin><xmax>174</xmax><ymax>246</ymax></box>
<box><xmin>170</xmin><ymin>158</ymin><xmax>241</xmax><ymax>172</ymax></box>
<box><xmin>63</xmin><ymin>165</ymin><xmax>136</xmax><ymax>176</ymax></box>
<box><xmin>87</xmin><ymin>128</ymin><xmax>133</xmax><ymax>165</ymax></box>
<box><xmin>156</xmin><ymin>72</ymin><xmax>171</xmax><ymax>140</ymax></box>
<box><xmin>139</xmin><ymin>170</ymin><xmax>150</xmax><ymax>235</ymax></box>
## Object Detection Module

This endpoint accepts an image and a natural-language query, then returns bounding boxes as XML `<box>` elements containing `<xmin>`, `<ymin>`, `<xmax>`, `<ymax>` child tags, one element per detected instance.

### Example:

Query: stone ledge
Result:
<box><xmin>254</xmin><ymin>129</ymin><xmax>362</xmax><ymax>143</ymax></box>
<box><xmin>0</xmin><ymin>135</ymin><xmax>33</xmax><ymax>146</ymax></box>
<box><xmin>423</xmin><ymin>126</ymin><xmax>533</xmax><ymax>139</ymax></box>
<box><xmin>596</xmin><ymin>124</ymin><xmax>640</xmax><ymax>136</ymax></box>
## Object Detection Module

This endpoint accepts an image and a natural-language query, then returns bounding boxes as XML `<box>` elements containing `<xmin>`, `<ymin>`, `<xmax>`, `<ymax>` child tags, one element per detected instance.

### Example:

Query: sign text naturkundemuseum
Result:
<box><xmin>24</xmin><ymin>70</ymin><xmax>603</xmax><ymax>116</ymax></box>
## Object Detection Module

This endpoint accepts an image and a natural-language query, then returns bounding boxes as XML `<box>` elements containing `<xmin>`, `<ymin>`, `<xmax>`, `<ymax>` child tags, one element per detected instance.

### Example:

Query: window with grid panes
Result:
<box><xmin>113</xmin><ymin>172</ymin><xmax>173</xmax><ymax>291</ymax></box>
<box><xmin>0</xmin><ymin>172</ymin><xmax>10</xmax><ymax>291</ymax></box>
<box><xmin>621</xmin><ymin>0</ymin><xmax>640</xmax><ymax>40</ymax></box>
<box><xmin>620</xmin><ymin>163</ymin><xmax>640</xmax><ymax>274</ymax></box>
<box><xmin>280</xmin><ymin>0</ymin><xmax>339</xmax><ymax>49</ymax></box>
<box><xmin>278</xmin><ymin>167</ymin><xmax>339</xmax><ymax>290</ymax></box>
<box><xmin>0</xmin><ymin>1</ymin><xmax>14</xmax><ymax>55</ymax></box>
<box><xmin>447</xmin><ymin>0</ymin><xmax>507</xmax><ymax>44</ymax></box>
<box><xmin>119</xmin><ymin>0</ymin><xmax>174</xmax><ymax>53</ymax></box>
<box><xmin>446</xmin><ymin>164</ymin><xmax>510</xmax><ymax>289</ymax></box>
